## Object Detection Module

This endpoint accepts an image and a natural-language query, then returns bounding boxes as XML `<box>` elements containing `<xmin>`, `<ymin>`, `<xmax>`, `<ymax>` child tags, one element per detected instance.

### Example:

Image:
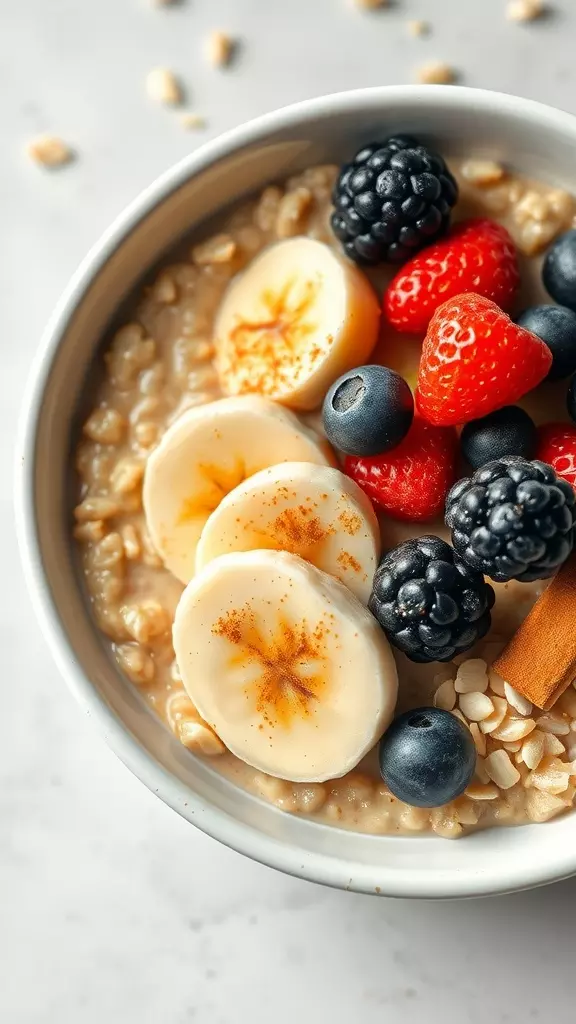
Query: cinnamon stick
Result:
<box><xmin>493</xmin><ymin>555</ymin><xmax>576</xmax><ymax>710</ymax></box>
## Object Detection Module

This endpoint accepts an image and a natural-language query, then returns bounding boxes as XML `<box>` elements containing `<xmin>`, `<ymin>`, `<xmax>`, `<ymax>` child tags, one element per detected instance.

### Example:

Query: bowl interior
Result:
<box><xmin>21</xmin><ymin>87</ymin><xmax>576</xmax><ymax>898</ymax></box>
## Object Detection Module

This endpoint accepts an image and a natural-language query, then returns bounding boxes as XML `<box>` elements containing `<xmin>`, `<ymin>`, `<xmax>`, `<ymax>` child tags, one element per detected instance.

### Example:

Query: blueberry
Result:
<box><xmin>568</xmin><ymin>373</ymin><xmax>576</xmax><ymax>424</ymax></box>
<box><xmin>516</xmin><ymin>305</ymin><xmax>576</xmax><ymax>380</ymax></box>
<box><xmin>322</xmin><ymin>364</ymin><xmax>414</xmax><ymax>456</ymax></box>
<box><xmin>460</xmin><ymin>406</ymin><xmax>537</xmax><ymax>469</ymax></box>
<box><xmin>378</xmin><ymin>707</ymin><xmax>476</xmax><ymax>808</ymax></box>
<box><xmin>543</xmin><ymin>230</ymin><xmax>576</xmax><ymax>312</ymax></box>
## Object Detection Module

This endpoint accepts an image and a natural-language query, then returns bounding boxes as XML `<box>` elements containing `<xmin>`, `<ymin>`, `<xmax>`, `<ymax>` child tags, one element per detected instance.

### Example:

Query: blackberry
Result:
<box><xmin>331</xmin><ymin>134</ymin><xmax>458</xmax><ymax>266</ymax></box>
<box><xmin>369</xmin><ymin>535</ymin><xmax>494</xmax><ymax>664</ymax></box>
<box><xmin>445</xmin><ymin>456</ymin><xmax>576</xmax><ymax>584</ymax></box>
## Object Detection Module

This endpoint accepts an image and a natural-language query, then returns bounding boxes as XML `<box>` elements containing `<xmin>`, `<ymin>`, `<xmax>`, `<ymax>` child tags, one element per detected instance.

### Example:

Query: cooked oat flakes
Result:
<box><xmin>73</xmin><ymin>159</ymin><xmax>576</xmax><ymax>838</ymax></box>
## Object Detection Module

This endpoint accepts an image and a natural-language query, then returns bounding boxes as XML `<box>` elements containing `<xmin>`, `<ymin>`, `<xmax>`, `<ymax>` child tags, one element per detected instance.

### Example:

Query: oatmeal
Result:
<box><xmin>74</xmin><ymin>139</ymin><xmax>576</xmax><ymax>837</ymax></box>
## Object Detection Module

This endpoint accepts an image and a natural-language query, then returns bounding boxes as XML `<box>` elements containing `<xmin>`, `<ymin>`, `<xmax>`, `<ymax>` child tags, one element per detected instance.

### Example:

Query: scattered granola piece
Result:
<box><xmin>26</xmin><ymin>135</ymin><xmax>73</xmax><ymax>168</ymax></box>
<box><xmin>192</xmin><ymin>233</ymin><xmax>237</xmax><ymax>265</ymax></box>
<box><xmin>205</xmin><ymin>30</ymin><xmax>235</xmax><ymax>68</ymax></box>
<box><xmin>354</xmin><ymin>0</ymin><xmax>388</xmax><ymax>8</ymax></box>
<box><xmin>180</xmin><ymin>112</ymin><xmax>206</xmax><ymax>130</ymax></box>
<box><xmin>461</xmin><ymin>159</ymin><xmax>506</xmax><ymax>186</ymax></box>
<box><xmin>506</xmin><ymin>0</ymin><xmax>545</xmax><ymax>21</ymax></box>
<box><xmin>407</xmin><ymin>19</ymin><xmax>430</xmax><ymax>36</ymax></box>
<box><xmin>146</xmin><ymin>67</ymin><xmax>184</xmax><ymax>106</ymax></box>
<box><xmin>415</xmin><ymin>61</ymin><xmax>457</xmax><ymax>85</ymax></box>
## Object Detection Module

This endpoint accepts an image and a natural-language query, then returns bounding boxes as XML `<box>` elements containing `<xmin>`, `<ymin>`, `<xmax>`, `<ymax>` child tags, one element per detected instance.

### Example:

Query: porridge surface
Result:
<box><xmin>74</xmin><ymin>160</ymin><xmax>576</xmax><ymax>838</ymax></box>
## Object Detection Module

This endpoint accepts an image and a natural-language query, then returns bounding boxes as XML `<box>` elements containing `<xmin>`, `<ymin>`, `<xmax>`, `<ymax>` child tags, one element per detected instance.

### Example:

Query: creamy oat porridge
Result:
<box><xmin>74</xmin><ymin>135</ymin><xmax>576</xmax><ymax>838</ymax></box>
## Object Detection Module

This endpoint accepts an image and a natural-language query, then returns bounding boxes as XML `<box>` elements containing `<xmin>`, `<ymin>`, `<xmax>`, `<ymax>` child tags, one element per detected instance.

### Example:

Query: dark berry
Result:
<box><xmin>445</xmin><ymin>456</ymin><xmax>576</xmax><ymax>583</ymax></box>
<box><xmin>378</xmin><ymin>707</ymin><xmax>476</xmax><ymax>808</ymax></box>
<box><xmin>369</xmin><ymin>536</ymin><xmax>494</xmax><ymax>663</ymax></box>
<box><xmin>322</xmin><ymin>365</ymin><xmax>414</xmax><ymax>456</ymax></box>
<box><xmin>543</xmin><ymin>230</ymin><xmax>576</xmax><ymax>312</ymax></box>
<box><xmin>568</xmin><ymin>373</ymin><xmax>576</xmax><ymax>424</ymax></box>
<box><xmin>460</xmin><ymin>406</ymin><xmax>537</xmax><ymax>469</ymax></box>
<box><xmin>516</xmin><ymin>305</ymin><xmax>576</xmax><ymax>381</ymax></box>
<box><xmin>331</xmin><ymin>136</ymin><xmax>458</xmax><ymax>266</ymax></box>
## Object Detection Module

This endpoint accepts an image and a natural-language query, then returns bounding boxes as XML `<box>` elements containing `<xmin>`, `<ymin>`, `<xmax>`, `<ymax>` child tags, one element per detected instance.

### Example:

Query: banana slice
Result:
<box><xmin>143</xmin><ymin>396</ymin><xmax>334</xmax><ymax>583</ymax></box>
<box><xmin>214</xmin><ymin>237</ymin><xmax>381</xmax><ymax>411</ymax></box>
<box><xmin>173</xmin><ymin>550</ymin><xmax>397</xmax><ymax>782</ymax></box>
<box><xmin>196</xmin><ymin>462</ymin><xmax>380</xmax><ymax>603</ymax></box>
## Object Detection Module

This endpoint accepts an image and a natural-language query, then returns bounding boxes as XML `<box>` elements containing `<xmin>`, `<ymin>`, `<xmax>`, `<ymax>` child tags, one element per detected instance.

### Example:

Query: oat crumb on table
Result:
<box><xmin>180</xmin><ymin>112</ymin><xmax>206</xmax><ymax>130</ymax></box>
<box><xmin>353</xmin><ymin>0</ymin><xmax>388</xmax><ymax>9</ymax></box>
<box><xmin>407</xmin><ymin>19</ymin><xmax>430</xmax><ymax>36</ymax></box>
<box><xmin>415</xmin><ymin>61</ymin><xmax>457</xmax><ymax>85</ymax></box>
<box><xmin>146</xmin><ymin>67</ymin><xmax>184</xmax><ymax>106</ymax></box>
<box><xmin>26</xmin><ymin>134</ymin><xmax>73</xmax><ymax>168</ymax></box>
<box><xmin>506</xmin><ymin>0</ymin><xmax>546</xmax><ymax>21</ymax></box>
<box><xmin>205</xmin><ymin>30</ymin><xmax>235</xmax><ymax>68</ymax></box>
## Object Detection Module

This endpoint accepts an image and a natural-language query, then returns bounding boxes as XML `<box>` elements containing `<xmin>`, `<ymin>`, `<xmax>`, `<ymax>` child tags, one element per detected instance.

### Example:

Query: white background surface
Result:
<box><xmin>3</xmin><ymin>1</ymin><xmax>576</xmax><ymax>1021</ymax></box>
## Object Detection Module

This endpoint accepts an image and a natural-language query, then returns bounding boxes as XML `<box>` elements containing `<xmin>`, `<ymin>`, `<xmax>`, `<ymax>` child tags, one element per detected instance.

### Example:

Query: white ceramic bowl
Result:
<box><xmin>17</xmin><ymin>85</ymin><xmax>576</xmax><ymax>899</ymax></box>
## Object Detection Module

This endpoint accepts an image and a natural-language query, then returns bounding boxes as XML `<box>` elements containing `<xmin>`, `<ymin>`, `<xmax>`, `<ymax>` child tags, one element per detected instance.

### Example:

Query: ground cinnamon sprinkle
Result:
<box><xmin>212</xmin><ymin>604</ymin><xmax>330</xmax><ymax>727</ymax></box>
<box><xmin>226</xmin><ymin>278</ymin><xmax>321</xmax><ymax>394</ymax></box>
<box><xmin>272</xmin><ymin>505</ymin><xmax>329</xmax><ymax>548</ymax></box>
<box><xmin>494</xmin><ymin>555</ymin><xmax>576</xmax><ymax>710</ymax></box>
<box><xmin>337</xmin><ymin>551</ymin><xmax>363</xmax><ymax>575</ymax></box>
<box><xmin>338</xmin><ymin>508</ymin><xmax>362</xmax><ymax>535</ymax></box>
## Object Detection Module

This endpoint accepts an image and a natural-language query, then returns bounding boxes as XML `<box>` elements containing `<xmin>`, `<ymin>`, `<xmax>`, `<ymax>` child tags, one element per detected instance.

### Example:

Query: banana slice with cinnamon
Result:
<box><xmin>173</xmin><ymin>550</ymin><xmax>398</xmax><ymax>782</ymax></box>
<box><xmin>214</xmin><ymin>237</ymin><xmax>381</xmax><ymax>410</ymax></box>
<box><xmin>196</xmin><ymin>462</ymin><xmax>380</xmax><ymax>603</ymax></box>
<box><xmin>143</xmin><ymin>395</ymin><xmax>334</xmax><ymax>583</ymax></box>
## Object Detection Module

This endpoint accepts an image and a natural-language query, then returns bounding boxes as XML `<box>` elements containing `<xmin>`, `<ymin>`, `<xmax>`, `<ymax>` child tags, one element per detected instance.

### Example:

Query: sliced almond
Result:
<box><xmin>504</xmin><ymin>681</ymin><xmax>533</xmax><ymax>717</ymax></box>
<box><xmin>455</xmin><ymin>659</ymin><xmax>489</xmax><ymax>693</ymax></box>
<box><xmin>465</xmin><ymin>782</ymin><xmax>499</xmax><ymax>801</ymax></box>
<box><xmin>433</xmin><ymin>678</ymin><xmax>456</xmax><ymax>712</ymax></box>
<box><xmin>459</xmin><ymin>691</ymin><xmax>494</xmax><ymax>722</ymax></box>
<box><xmin>535</xmin><ymin>713</ymin><xmax>570</xmax><ymax>737</ymax></box>
<box><xmin>487</xmin><ymin>670</ymin><xmax>506</xmax><ymax>697</ymax></box>
<box><xmin>521</xmin><ymin>730</ymin><xmax>545</xmax><ymax>770</ymax></box>
<box><xmin>484</xmin><ymin>749</ymin><xmax>521</xmax><ymax>790</ymax></box>
<box><xmin>528</xmin><ymin>756</ymin><xmax>572</xmax><ymax>795</ymax></box>
<box><xmin>480</xmin><ymin>695</ymin><xmax>508</xmax><ymax>734</ymax></box>
<box><xmin>491</xmin><ymin>716</ymin><xmax>536</xmax><ymax>743</ymax></box>
<box><xmin>543</xmin><ymin>732</ymin><xmax>567</xmax><ymax>755</ymax></box>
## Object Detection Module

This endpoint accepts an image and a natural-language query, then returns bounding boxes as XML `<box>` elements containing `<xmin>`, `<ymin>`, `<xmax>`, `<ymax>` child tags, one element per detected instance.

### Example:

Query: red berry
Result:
<box><xmin>384</xmin><ymin>218</ymin><xmax>520</xmax><ymax>335</ymax></box>
<box><xmin>417</xmin><ymin>293</ymin><xmax>553</xmax><ymax>427</ymax></box>
<box><xmin>345</xmin><ymin>417</ymin><xmax>457</xmax><ymax>522</ymax></box>
<box><xmin>536</xmin><ymin>423</ymin><xmax>576</xmax><ymax>492</ymax></box>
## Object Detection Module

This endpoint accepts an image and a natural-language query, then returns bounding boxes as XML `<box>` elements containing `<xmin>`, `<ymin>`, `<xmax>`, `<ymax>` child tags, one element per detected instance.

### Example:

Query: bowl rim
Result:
<box><xmin>16</xmin><ymin>84</ymin><xmax>576</xmax><ymax>899</ymax></box>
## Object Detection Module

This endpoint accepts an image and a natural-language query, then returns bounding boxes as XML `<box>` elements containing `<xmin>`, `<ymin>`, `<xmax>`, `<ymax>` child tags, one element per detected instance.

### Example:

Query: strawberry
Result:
<box><xmin>536</xmin><ymin>423</ymin><xmax>576</xmax><ymax>492</ymax></box>
<box><xmin>384</xmin><ymin>218</ymin><xmax>520</xmax><ymax>335</ymax></box>
<box><xmin>344</xmin><ymin>416</ymin><xmax>457</xmax><ymax>522</ymax></box>
<box><xmin>416</xmin><ymin>293</ymin><xmax>553</xmax><ymax>427</ymax></box>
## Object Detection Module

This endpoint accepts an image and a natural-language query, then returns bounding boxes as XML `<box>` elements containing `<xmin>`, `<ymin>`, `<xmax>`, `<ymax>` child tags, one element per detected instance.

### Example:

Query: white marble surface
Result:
<box><xmin>4</xmin><ymin>0</ymin><xmax>576</xmax><ymax>1020</ymax></box>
